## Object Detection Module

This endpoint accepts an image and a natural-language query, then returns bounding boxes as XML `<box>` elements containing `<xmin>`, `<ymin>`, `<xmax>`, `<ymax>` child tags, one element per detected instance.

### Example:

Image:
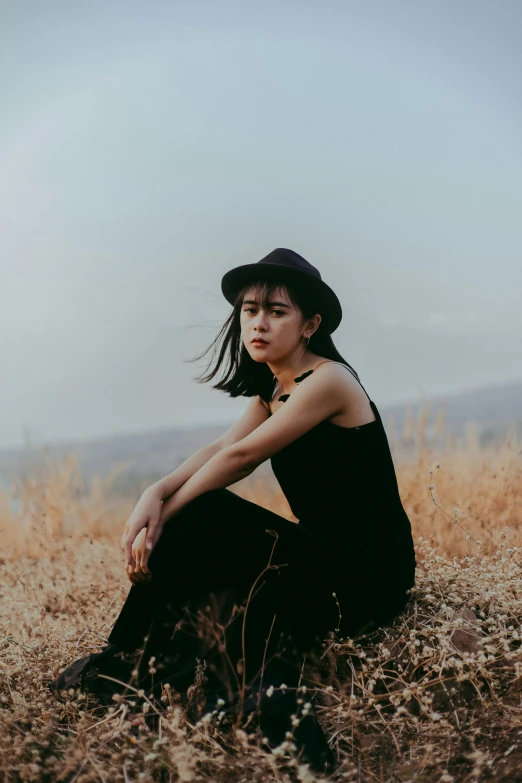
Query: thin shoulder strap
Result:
<box><xmin>268</xmin><ymin>359</ymin><xmax>375</xmax><ymax>412</ymax></box>
<box><xmin>312</xmin><ymin>360</ymin><xmax>373</xmax><ymax>404</ymax></box>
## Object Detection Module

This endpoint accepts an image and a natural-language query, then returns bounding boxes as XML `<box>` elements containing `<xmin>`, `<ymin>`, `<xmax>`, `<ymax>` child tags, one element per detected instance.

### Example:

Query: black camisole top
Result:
<box><xmin>266</xmin><ymin>360</ymin><xmax>416</xmax><ymax>595</ymax></box>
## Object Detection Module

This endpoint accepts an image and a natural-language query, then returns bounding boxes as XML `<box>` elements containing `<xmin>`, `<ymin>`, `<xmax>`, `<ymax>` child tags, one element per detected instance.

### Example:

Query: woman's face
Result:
<box><xmin>240</xmin><ymin>284</ymin><xmax>307</xmax><ymax>362</ymax></box>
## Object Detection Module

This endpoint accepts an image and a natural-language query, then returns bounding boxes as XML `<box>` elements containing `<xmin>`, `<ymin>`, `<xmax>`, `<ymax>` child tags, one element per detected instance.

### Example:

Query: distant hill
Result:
<box><xmin>0</xmin><ymin>380</ymin><xmax>520</xmax><ymax>496</ymax></box>
<box><xmin>380</xmin><ymin>378</ymin><xmax>522</xmax><ymax>448</ymax></box>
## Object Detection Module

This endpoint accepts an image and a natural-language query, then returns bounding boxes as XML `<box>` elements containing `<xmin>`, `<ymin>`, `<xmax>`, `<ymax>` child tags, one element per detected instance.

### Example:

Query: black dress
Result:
<box><xmin>50</xmin><ymin>360</ymin><xmax>416</xmax><ymax>771</ymax></box>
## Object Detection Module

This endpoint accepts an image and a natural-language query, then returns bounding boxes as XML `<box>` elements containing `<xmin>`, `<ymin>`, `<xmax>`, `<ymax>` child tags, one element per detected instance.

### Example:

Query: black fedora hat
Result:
<box><xmin>221</xmin><ymin>248</ymin><xmax>342</xmax><ymax>333</ymax></box>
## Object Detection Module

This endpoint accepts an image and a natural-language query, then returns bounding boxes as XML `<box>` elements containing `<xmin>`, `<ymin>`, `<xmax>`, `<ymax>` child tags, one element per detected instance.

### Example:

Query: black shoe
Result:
<box><xmin>48</xmin><ymin>644</ymin><xmax>126</xmax><ymax>699</ymax></box>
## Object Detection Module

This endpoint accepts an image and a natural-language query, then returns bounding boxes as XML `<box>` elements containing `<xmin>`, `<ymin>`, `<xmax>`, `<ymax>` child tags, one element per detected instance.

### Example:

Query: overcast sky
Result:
<box><xmin>1</xmin><ymin>0</ymin><xmax>521</xmax><ymax>450</ymax></box>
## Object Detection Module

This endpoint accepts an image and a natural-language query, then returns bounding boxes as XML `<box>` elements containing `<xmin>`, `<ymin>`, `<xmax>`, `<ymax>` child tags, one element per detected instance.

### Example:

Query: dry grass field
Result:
<box><xmin>1</xmin><ymin>410</ymin><xmax>522</xmax><ymax>782</ymax></box>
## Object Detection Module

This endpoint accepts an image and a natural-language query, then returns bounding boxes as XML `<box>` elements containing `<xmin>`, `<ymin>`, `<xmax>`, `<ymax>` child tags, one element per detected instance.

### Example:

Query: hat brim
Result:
<box><xmin>221</xmin><ymin>263</ymin><xmax>342</xmax><ymax>333</ymax></box>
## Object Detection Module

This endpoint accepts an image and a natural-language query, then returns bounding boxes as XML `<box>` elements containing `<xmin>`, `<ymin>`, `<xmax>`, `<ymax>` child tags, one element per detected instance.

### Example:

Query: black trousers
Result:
<box><xmin>108</xmin><ymin>488</ymin><xmax>349</xmax><ymax>670</ymax></box>
<box><xmin>109</xmin><ymin>487</ymin><xmax>411</xmax><ymax>662</ymax></box>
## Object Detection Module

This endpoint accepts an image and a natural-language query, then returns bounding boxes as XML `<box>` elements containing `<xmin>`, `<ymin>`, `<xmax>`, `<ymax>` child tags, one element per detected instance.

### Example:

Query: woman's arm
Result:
<box><xmin>130</xmin><ymin>397</ymin><xmax>271</xmax><ymax>573</ymax></box>
<box><xmin>150</xmin><ymin>441</ymin><xmax>223</xmax><ymax>501</ymax></box>
<box><xmin>121</xmin><ymin>441</ymin><xmax>224</xmax><ymax>576</ymax></box>
<box><xmin>138</xmin><ymin>447</ymin><xmax>254</xmax><ymax>568</ymax></box>
<box><xmin>130</xmin><ymin>446</ymin><xmax>255</xmax><ymax>577</ymax></box>
<box><xmin>148</xmin><ymin>395</ymin><xmax>270</xmax><ymax>501</ymax></box>
<box><xmin>160</xmin><ymin>448</ymin><xmax>253</xmax><ymax>522</ymax></box>
<box><xmin>131</xmin><ymin>445</ymin><xmax>257</xmax><ymax>575</ymax></box>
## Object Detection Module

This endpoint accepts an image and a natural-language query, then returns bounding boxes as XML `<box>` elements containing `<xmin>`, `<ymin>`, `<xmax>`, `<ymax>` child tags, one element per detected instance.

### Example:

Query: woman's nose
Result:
<box><xmin>254</xmin><ymin>313</ymin><xmax>268</xmax><ymax>328</ymax></box>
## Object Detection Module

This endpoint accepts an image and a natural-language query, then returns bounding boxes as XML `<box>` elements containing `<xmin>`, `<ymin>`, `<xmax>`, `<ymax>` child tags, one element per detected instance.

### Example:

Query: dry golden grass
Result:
<box><xmin>1</xmin><ymin>407</ymin><xmax>522</xmax><ymax>782</ymax></box>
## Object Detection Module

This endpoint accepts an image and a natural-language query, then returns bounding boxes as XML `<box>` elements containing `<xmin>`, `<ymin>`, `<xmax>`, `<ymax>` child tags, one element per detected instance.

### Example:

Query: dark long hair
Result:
<box><xmin>186</xmin><ymin>277</ymin><xmax>360</xmax><ymax>404</ymax></box>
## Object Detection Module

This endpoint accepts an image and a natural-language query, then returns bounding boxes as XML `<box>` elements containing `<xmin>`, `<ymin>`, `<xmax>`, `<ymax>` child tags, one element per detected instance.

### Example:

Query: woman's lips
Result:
<box><xmin>252</xmin><ymin>341</ymin><xmax>268</xmax><ymax>347</ymax></box>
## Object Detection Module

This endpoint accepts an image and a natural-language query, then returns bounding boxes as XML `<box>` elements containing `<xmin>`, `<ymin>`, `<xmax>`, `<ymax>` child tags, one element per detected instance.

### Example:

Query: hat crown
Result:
<box><xmin>220</xmin><ymin>246</ymin><xmax>342</xmax><ymax>333</ymax></box>
<box><xmin>258</xmin><ymin>248</ymin><xmax>322</xmax><ymax>280</ymax></box>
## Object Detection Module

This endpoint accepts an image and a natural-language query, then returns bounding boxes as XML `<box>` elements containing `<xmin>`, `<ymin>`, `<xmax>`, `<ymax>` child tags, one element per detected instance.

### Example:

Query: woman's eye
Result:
<box><xmin>243</xmin><ymin>308</ymin><xmax>284</xmax><ymax>315</ymax></box>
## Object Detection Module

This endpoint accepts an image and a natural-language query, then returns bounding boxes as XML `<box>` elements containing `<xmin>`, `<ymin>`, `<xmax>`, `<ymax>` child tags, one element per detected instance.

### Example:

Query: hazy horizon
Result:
<box><xmin>2</xmin><ymin>0</ymin><xmax>521</xmax><ymax>450</ymax></box>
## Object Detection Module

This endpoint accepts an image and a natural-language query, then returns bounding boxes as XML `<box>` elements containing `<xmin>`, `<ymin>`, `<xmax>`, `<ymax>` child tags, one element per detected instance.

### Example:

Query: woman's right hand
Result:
<box><xmin>121</xmin><ymin>486</ymin><xmax>163</xmax><ymax>576</ymax></box>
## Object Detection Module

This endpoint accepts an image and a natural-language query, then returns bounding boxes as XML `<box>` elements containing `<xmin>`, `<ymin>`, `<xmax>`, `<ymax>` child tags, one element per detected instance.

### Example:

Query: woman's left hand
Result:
<box><xmin>127</xmin><ymin>528</ymin><xmax>154</xmax><ymax>584</ymax></box>
<box><xmin>124</xmin><ymin>493</ymin><xmax>179</xmax><ymax>583</ymax></box>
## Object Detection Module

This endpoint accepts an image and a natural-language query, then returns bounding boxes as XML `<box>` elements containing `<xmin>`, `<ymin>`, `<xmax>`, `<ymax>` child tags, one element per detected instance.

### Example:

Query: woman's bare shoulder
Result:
<box><xmin>314</xmin><ymin>360</ymin><xmax>374</xmax><ymax>425</ymax></box>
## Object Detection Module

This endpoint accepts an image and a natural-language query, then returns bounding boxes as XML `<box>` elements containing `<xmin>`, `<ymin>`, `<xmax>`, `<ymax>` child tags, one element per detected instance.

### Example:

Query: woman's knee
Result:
<box><xmin>150</xmin><ymin>490</ymin><xmax>236</xmax><ymax>560</ymax></box>
<box><xmin>173</xmin><ymin>489</ymin><xmax>237</xmax><ymax>523</ymax></box>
